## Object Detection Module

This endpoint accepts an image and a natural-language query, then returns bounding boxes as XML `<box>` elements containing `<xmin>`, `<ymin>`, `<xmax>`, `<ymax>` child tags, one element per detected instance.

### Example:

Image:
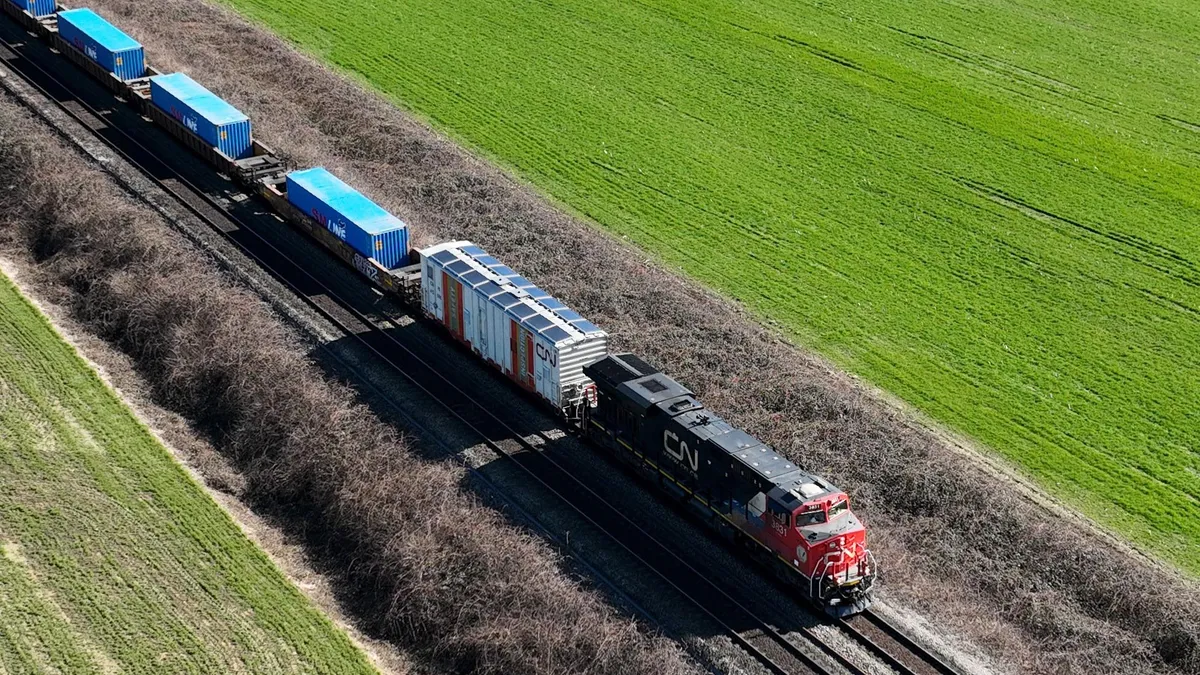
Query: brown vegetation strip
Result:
<box><xmin>0</xmin><ymin>94</ymin><xmax>698</xmax><ymax>675</ymax></box>
<box><xmin>70</xmin><ymin>1</ymin><xmax>1200</xmax><ymax>673</ymax></box>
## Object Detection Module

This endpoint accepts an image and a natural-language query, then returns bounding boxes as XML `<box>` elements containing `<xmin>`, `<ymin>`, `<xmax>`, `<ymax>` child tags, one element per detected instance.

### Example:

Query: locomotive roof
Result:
<box><xmin>585</xmin><ymin>355</ymin><xmax>849</xmax><ymax>502</ymax></box>
<box><xmin>618</xmin><ymin>373</ymin><xmax>693</xmax><ymax>406</ymax></box>
<box><xmin>590</xmin><ymin>358</ymin><xmax>780</xmax><ymax>482</ymax></box>
<box><xmin>587</xmin><ymin>353</ymin><xmax>660</xmax><ymax>391</ymax></box>
<box><xmin>776</xmin><ymin>475</ymin><xmax>840</xmax><ymax>504</ymax></box>
<box><xmin>589</xmin><ymin>354</ymin><xmax>846</xmax><ymax>497</ymax></box>
<box><xmin>589</xmin><ymin>354</ymin><xmax>699</xmax><ymax>408</ymax></box>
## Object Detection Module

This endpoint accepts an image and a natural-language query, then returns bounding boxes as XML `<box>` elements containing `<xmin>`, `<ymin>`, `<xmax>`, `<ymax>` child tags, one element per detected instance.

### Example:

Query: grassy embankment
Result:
<box><xmin>216</xmin><ymin>0</ymin><xmax>1200</xmax><ymax>573</ymax></box>
<box><xmin>0</xmin><ymin>273</ymin><xmax>376</xmax><ymax>673</ymax></box>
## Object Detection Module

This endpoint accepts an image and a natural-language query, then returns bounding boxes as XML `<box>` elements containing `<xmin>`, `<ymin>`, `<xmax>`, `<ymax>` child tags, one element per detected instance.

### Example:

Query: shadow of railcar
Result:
<box><xmin>317</xmin><ymin>315</ymin><xmax>830</xmax><ymax>643</ymax></box>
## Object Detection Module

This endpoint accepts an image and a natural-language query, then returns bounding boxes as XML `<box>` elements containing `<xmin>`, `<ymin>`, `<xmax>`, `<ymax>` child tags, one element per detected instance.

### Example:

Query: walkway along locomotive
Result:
<box><xmin>1</xmin><ymin>0</ymin><xmax>876</xmax><ymax>615</ymax></box>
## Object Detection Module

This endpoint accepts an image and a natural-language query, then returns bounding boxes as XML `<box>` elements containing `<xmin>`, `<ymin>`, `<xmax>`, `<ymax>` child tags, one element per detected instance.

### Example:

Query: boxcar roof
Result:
<box><xmin>422</xmin><ymin>241</ymin><xmax>607</xmax><ymax>346</ymax></box>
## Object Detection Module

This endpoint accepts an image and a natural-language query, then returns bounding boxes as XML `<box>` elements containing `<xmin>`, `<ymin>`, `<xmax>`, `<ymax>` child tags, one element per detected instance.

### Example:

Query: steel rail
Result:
<box><xmin>860</xmin><ymin>610</ymin><xmax>959</xmax><ymax>675</ymax></box>
<box><xmin>837</xmin><ymin>617</ymin><xmax>919</xmax><ymax>675</ymax></box>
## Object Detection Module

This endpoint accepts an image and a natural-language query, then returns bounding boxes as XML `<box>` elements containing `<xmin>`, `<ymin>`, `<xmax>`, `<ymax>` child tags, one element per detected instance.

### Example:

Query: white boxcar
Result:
<box><xmin>420</xmin><ymin>241</ymin><xmax>609</xmax><ymax>411</ymax></box>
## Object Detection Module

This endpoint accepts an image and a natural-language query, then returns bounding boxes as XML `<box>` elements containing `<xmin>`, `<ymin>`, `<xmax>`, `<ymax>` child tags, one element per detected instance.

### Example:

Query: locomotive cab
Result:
<box><xmin>759</xmin><ymin>482</ymin><xmax>875</xmax><ymax>614</ymax></box>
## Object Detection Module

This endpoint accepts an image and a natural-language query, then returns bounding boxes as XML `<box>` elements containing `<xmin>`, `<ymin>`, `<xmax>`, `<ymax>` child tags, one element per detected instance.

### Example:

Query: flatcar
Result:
<box><xmin>0</xmin><ymin>0</ymin><xmax>876</xmax><ymax>615</ymax></box>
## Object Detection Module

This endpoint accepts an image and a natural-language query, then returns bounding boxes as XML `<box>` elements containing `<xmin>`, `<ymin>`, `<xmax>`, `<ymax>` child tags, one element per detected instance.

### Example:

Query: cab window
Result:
<box><xmin>795</xmin><ymin>508</ymin><xmax>826</xmax><ymax>527</ymax></box>
<box><xmin>828</xmin><ymin>500</ymin><xmax>849</xmax><ymax>520</ymax></box>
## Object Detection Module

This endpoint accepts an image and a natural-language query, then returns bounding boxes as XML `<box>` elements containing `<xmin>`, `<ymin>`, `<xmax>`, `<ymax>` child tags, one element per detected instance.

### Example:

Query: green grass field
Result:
<box><xmin>218</xmin><ymin>0</ymin><xmax>1200</xmax><ymax>573</ymax></box>
<box><xmin>0</xmin><ymin>273</ymin><xmax>377</xmax><ymax>674</ymax></box>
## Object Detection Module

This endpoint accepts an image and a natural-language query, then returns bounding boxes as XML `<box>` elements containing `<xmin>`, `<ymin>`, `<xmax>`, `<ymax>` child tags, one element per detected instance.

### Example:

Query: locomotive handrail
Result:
<box><xmin>811</xmin><ymin>550</ymin><xmax>834</xmax><ymax>600</ymax></box>
<box><xmin>811</xmin><ymin>540</ymin><xmax>874</xmax><ymax>602</ymax></box>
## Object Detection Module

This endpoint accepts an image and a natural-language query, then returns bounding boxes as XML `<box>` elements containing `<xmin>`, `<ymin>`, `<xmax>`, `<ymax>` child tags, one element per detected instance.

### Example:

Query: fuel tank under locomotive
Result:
<box><xmin>583</xmin><ymin>354</ymin><xmax>875</xmax><ymax>615</ymax></box>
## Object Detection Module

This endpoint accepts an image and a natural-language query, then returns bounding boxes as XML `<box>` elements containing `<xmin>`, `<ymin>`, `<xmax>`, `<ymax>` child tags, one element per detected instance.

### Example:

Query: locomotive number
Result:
<box><xmin>663</xmin><ymin>430</ymin><xmax>700</xmax><ymax>473</ymax></box>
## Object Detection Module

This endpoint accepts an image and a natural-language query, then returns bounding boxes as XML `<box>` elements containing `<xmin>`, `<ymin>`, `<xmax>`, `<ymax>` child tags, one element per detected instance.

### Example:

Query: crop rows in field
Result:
<box><xmin>0</xmin><ymin>274</ymin><xmax>375</xmax><ymax>674</ymax></box>
<box><xmin>218</xmin><ymin>0</ymin><xmax>1200</xmax><ymax>573</ymax></box>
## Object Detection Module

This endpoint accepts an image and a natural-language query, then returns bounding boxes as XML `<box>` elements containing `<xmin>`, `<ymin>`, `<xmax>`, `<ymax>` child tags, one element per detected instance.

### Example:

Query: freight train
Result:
<box><xmin>1</xmin><ymin>0</ymin><xmax>876</xmax><ymax>615</ymax></box>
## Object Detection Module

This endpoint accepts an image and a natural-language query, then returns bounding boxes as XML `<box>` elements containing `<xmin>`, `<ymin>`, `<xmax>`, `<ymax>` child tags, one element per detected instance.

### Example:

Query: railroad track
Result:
<box><xmin>0</xmin><ymin>17</ymin><xmax>960</xmax><ymax>675</ymax></box>
<box><xmin>842</xmin><ymin>612</ymin><xmax>960</xmax><ymax>675</ymax></box>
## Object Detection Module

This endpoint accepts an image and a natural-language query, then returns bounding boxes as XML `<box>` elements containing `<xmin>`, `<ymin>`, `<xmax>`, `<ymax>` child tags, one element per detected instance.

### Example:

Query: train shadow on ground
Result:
<box><xmin>314</xmin><ymin>318</ymin><xmax>829</xmax><ymax>642</ymax></box>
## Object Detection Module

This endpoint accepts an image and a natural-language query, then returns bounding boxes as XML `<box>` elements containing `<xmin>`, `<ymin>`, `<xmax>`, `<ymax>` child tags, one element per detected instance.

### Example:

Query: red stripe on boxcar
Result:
<box><xmin>510</xmin><ymin>319</ymin><xmax>518</xmax><ymax>377</ymax></box>
<box><xmin>456</xmin><ymin>283</ymin><xmax>465</xmax><ymax>340</ymax></box>
<box><xmin>441</xmin><ymin>272</ymin><xmax>451</xmax><ymax>329</ymax></box>
<box><xmin>526</xmin><ymin>333</ymin><xmax>535</xmax><ymax>388</ymax></box>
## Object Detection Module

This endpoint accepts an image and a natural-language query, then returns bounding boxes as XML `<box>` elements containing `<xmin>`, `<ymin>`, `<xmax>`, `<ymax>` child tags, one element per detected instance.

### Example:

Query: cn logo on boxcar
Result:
<box><xmin>535</xmin><ymin>342</ymin><xmax>558</xmax><ymax>367</ymax></box>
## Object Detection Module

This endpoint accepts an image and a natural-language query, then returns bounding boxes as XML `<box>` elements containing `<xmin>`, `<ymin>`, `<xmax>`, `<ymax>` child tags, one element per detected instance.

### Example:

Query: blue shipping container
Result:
<box><xmin>149</xmin><ymin>72</ymin><xmax>253</xmax><ymax>160</ymax></box>
<box><xmin>9</xmin><ymin>0</ymin><xmax>56</xmax><ymax>18</ymax></box>
<box><xmin>286</xmin><ymin>168</ymin><xmax>410</xmax><ymax>269</ymax></box>
<box><xmin>56</xmin><ymin>9</ymin><xmax>145</xmax><ymax>82</ymax></box>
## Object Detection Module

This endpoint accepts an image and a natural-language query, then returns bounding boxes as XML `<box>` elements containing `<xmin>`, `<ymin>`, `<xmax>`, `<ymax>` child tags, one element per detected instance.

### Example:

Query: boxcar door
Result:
<box><xmin>443</xmin><ymin>272</ymin><xmax>464</xmax><ymax>340</ymax></box>
<box><xmin>539</xmin><ymin>356</ymin><xmax>553</xmax><ymax>404</ymax></box>
<box><xmin>510</xmin><ymin>321</ymin><xmax>533</xmax><ymax>391</ymax></box>
<box><xmin>526</xmin><ymin>332</ymin><xmax>536</xmax><ymax>391</ymax></box>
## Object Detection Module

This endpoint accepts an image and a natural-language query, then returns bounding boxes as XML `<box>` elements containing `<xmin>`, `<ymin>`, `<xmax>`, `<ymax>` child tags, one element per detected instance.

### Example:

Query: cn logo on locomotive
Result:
<box><xmin>663</xmin><ymin>430</ymin><xmax>700</xmax><ymax>473</ymax></box>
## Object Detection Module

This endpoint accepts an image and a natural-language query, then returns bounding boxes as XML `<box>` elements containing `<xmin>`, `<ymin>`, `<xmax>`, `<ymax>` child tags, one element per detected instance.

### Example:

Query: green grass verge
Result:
<box><xmin>216</xmin><ymin>0</ymin><xmax>1200</xmax><ymax>574</ymax></box>
<box><xmin>0</xmin><ymin>272</ymin><xmax>377</xmax><ymax>674</ymax></box>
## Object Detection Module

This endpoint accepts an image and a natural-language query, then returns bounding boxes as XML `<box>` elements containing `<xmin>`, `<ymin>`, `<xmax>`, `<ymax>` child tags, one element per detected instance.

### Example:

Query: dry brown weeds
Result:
<box><xmin>0</xmin><ymin>95</ymin><xmax>698</xmax><ymax>675</ymax></box>
<box><xmin>67</xmin><ymin>1</ymin><xmax>1200</xmax><ymax>672</ymax></box>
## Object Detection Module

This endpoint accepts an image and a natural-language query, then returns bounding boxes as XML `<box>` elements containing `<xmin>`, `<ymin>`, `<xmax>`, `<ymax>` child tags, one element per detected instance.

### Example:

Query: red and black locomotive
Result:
<box><xmin>584</xmin><ymin>354</ymin><xmax>875</xmax><ymax>615</ymax></box>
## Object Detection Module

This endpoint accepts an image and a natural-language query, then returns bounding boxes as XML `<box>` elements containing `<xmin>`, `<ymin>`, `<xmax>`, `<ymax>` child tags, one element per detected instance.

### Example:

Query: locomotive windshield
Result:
<box><xmin>795</xmin><ymin>508</ymin><xmax>826</xmax><ymax>526</ymax></box>
<box><xmin>795</xmin><ymin>497</ymin><xmax>850</xmax><ymax>527</ymax></box>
